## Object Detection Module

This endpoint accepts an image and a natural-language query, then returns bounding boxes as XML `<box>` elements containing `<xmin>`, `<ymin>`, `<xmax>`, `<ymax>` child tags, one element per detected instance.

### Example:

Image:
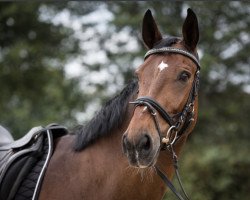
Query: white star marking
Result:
<box><xmin>158</xmin><ymin>61</ymin><xmax>169</xmax><ymax>71</ymax></box>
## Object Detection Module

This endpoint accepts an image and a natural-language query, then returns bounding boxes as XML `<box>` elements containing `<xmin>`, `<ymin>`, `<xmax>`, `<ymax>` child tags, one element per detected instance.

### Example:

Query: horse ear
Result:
<box><xmin>142</xmin><ymin>9</ymin><xmax>162</xmax><ymax>49</ymax></box>
<box><xmin>182</xmin><ymin>8</ymin><xmax>199</xmax><ymax>51</ymax></box>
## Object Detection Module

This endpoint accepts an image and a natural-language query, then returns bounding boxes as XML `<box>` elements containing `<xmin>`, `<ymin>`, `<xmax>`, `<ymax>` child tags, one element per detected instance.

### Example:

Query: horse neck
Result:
<box><xmin>96</xmin><ymin>112</ymin><xmax>190</xmax><ymax>200</ymax></box>
<box><xmin>99</xmin><ymin>105</ymin><xmax>189</xmax><ymax>199</ymax></box>
<box><xmin>41</xmin><ymin>96</ymin><xmax>191</xmax><ymax>200</ymax></box>
<box><xmin>73</xmin><ymin>97</ymin><xmax>192</xmax><ymax>200</ymax></box>
<box><xmin>78</xmin><ymin>103</ymin><xmax>168</xmax><ymax>199</ymax></box>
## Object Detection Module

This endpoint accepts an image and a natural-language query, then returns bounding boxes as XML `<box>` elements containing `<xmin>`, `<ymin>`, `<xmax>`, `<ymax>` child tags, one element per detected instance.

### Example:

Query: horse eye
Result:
<box><xmin>178</xmin><ymin>71</ymin><xmax>191</xmax><ymax>82</ymax></box>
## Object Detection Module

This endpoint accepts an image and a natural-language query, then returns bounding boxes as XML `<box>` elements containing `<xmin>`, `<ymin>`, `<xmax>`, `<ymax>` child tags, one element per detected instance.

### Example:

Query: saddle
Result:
<box><xmin>0</xmin><ymin>125</ymin><xmax>13</xmax><ymax>146</ymax></box>
<box><xmin>0</xmin><ymin>124</ymin><xmax>68</xmax><ymax>200</ymax></box>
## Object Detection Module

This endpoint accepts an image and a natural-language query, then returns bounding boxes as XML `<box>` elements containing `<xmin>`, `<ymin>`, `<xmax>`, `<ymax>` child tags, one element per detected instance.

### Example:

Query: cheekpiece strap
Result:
<box><xmin>144</xmin><ymin>47</ymin><xmax>200</xmax><ymax>69</ymax></box>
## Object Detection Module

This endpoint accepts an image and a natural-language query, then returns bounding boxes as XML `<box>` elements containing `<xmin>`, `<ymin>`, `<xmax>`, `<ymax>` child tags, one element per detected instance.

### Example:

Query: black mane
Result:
<box><xmin>74</xmin><ymin>80</ymin><xmax>138</xmax><ymax>151</ymax></box>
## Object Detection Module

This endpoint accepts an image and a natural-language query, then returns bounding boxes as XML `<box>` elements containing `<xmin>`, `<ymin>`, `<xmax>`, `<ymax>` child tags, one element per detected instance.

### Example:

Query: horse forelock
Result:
<box><xmin>73</xmin><ymin>80</ymin><xmax>138</xmax><ymax>151</ymax></box>
<box><xmin>153</xmin><ymin>36</ymin><xmax>199</xmax><ymax>59</ymax></box>
<box><xmin>154</xmin><ymin>36</ymin><xmax>180</xmax><ymax>49</ymax></box>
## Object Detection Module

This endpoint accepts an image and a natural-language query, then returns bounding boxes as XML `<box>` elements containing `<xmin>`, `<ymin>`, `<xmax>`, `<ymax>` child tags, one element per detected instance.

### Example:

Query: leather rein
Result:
<box><xmin>130</xmin><ymin>47</ymin><xmax>201</xmax><ymax>200</ymax></box>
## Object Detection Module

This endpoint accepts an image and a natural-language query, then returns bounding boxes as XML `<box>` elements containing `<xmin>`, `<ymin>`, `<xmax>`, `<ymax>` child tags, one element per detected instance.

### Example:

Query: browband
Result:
<box><xmin>144</xmin><ymin>47</ymin><xmax>200</xmax><ymax>69</ymax></box>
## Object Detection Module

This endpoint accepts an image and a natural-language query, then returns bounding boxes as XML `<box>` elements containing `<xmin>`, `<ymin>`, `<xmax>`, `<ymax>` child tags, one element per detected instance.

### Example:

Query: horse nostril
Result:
<box><xmin>123</xmin><ymin>133</ymin><xmax>152</xmax><ymax>157</ymax></box>
<box><xmin>138</xmin><ymin>134</ymin><xmax>151</xmax><ymax>153</ymax></box>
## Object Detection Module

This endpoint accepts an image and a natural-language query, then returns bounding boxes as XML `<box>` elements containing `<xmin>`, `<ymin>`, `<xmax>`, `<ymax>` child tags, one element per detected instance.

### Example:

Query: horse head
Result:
<box><xmin>122</xmin><ymin>9</ymin><xmax>200</xmax><ymax>168</ymax></box>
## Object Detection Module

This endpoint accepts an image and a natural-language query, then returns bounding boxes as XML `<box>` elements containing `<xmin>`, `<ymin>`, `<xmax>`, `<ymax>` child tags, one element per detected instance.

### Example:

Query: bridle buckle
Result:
<box><xmin>162</xmin><ymin>125</ymin><xmax>178</xmax><ymax>145</ymax></box>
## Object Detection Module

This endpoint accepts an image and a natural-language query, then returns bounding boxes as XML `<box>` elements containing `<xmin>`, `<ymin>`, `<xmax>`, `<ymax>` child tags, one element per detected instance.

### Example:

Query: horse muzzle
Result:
<box><xmin>122</xmin><ymin>132</ymin><xmax>160</xmax><ymax>168</ymax></box>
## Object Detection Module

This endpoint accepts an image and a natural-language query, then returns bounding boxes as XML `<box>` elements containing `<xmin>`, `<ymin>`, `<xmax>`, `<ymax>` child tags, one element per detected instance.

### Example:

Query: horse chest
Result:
<box><xmin>39</xmin><ymin>140</ymin><xmax>166</xmax><ymax>200</ymax></box>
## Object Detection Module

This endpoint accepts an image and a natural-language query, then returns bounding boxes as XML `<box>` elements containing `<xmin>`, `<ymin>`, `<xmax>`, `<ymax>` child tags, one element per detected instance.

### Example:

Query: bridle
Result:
<box><xmin>131</xmin><ymin>47</ymin><xmax>200</xmax><ymax>147</ymax></box>
<box><xmin>130</xmin><ymin>47</ymin><xmax>201</xmax><ymax>200</ymax></box>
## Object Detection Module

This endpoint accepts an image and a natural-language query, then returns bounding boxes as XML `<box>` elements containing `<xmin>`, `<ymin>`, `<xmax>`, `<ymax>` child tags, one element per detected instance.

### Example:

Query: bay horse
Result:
<box><xmin>39</xmin><ymin>8</ymin><xmax>200</xmax><ymax>200</ymax></box>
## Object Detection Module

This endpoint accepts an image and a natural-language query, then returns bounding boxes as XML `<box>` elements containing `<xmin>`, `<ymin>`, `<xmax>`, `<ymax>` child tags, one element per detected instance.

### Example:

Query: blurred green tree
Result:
<box><xmin>0</xmin><ymin>3</ymin><xmax>91</xmax><ymax>137</ymax></box>
<box><xmin>0</xmin><ymin>2</ymin><xmax>249</xmax><ymax>200</ymax></box>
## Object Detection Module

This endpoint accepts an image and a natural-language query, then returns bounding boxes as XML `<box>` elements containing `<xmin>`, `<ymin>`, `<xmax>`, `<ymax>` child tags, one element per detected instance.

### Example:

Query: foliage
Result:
<box><xmin>0</xmin><ymin>2</ymin><xmax>249</xmax><ymax>199</ymax></box>
<box><xmin>0</xmin><ymin>3</ymin><xmax>89</xmax><ymax>137</ymax></box>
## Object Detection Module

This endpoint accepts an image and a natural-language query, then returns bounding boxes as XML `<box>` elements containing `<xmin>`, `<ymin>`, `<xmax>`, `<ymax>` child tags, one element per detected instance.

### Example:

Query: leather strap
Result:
<box><xmin>155</xmin><ymin>166</ymin><xmax>186</xmax><ymax>200</ymax></box>
<box><xmin>144</xmin><ymin>47</ymin><xmax>200</xmax><ymax>69</ymax></box>
<box><xmin>155</xmin><ymin>145</ymin><xmax>190</xmax><ymax>200</ymax></box>
<box><xmin>130</xmin><ymin>97</ymin><xmax>174</xmax><ymax>126</ymax></box>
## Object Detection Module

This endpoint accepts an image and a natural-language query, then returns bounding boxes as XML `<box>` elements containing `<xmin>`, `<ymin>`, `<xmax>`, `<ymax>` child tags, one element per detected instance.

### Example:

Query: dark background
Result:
<box><xmin>0</xmin><ymin>2</ymin><xmax>249</xmax><ymax>199</ymax></box>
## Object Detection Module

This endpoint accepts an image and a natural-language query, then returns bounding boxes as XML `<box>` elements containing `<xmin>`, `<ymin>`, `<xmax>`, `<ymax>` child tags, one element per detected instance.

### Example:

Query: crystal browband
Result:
<box><xmin>144</xmin><ymin>47</ymin><xmax>200</xmax><ymax>69</ymax></box>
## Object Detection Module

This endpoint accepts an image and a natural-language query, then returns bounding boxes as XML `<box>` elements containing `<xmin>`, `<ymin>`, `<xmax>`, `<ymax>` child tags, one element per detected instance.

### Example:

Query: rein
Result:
<box><xmin>130</xmin><ymin>47</ymin><xmax>200</xmax><ymax>200</ymax></box>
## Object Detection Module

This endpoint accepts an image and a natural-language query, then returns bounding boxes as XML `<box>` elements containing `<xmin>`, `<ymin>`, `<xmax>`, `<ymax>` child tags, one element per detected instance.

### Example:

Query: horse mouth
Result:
<box><xmin>122</xmin><ymin>134</ymin><xmax>161</xmax><ymax>168</ymax></box>
<box><xmin>125</xmin><ymin>148</ymin><xmax>160</xmax><ymax>168</ymax></box>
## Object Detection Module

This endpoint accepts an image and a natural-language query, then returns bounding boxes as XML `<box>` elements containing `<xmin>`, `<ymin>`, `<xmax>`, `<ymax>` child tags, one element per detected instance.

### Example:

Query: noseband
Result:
<box><xmin>130</xmin><ymin>47</ymin><xmax>201</xmax><ymax>200</ymax></box>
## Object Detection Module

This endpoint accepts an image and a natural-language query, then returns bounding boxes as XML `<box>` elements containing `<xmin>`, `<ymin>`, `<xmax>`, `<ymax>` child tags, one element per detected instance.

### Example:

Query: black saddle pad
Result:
<box><xmin>0</xmin><ymin>125</ymin><xmax>68</xmax><ymax>200</ymax></box>
<box><xmin>14</xmin><ymin>136</ymin><xmax>50</xmax><ymax>200</ymax></box>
